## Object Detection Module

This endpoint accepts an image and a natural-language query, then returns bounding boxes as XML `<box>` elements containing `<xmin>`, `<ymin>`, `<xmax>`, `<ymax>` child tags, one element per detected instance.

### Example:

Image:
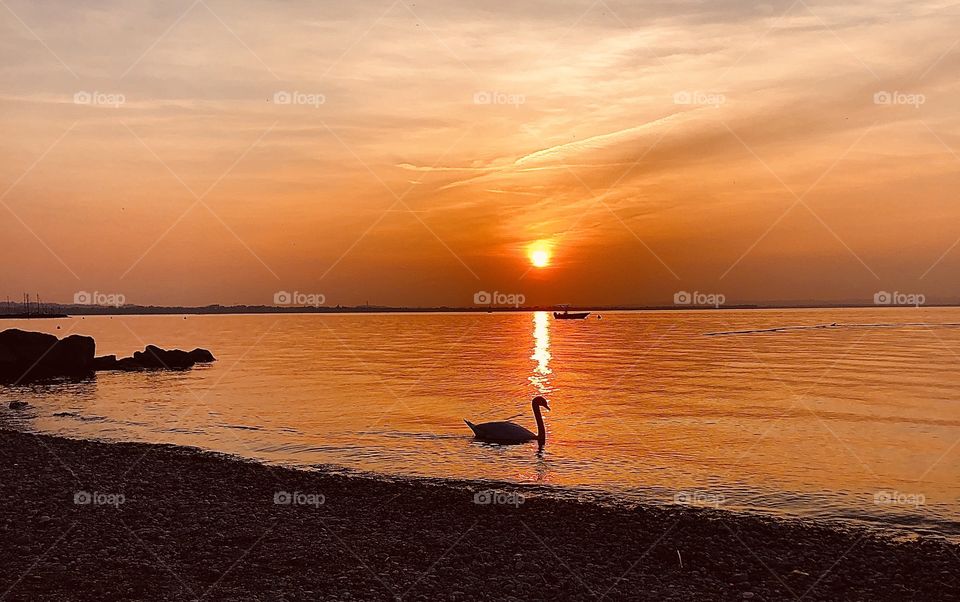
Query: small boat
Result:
<box><xmin>553</xmin><ymin>309</ymin><xmax>590</xmax><ymax>320</ymax></box>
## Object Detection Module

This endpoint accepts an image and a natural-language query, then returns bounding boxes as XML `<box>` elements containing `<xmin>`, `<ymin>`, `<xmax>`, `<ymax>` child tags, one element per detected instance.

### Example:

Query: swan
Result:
<box><xmin>464</xmin><ymin>396</ymin><xmax>550</xmax><ymax>446</ymax></box>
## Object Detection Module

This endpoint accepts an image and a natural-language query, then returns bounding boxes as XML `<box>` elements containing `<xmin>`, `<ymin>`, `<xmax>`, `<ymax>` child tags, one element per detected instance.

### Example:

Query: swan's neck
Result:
<box><xmin>533</xmin><ymin>403</ymin><xmax>545</xmax><ymax>447</ymax></box>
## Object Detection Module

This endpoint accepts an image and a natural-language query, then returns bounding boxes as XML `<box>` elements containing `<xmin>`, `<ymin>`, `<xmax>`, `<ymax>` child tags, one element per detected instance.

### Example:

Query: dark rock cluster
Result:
<box><xmin>0</xmin><ymin>329</ymin><xmax>214</xmax><ymax>383</ymax></box>
<box><xmin>93</xmin><ymin>345</ymin><xmax>216</xmax><ymax>372</ymax></box>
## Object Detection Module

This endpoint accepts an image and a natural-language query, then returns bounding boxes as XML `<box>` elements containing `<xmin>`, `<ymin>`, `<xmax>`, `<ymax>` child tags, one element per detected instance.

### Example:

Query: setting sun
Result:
<box><xmin>528</xmin><ymin>242</ymin><xmax>552</xmax><ymax>268</ymax></box>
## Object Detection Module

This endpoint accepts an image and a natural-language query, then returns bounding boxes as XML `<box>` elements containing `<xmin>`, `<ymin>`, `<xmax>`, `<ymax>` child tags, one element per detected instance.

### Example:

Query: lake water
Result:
<box><xmin>2</xmin><ymin>309</ymin><xmax>959</xmax><ymax>539</ymax></box>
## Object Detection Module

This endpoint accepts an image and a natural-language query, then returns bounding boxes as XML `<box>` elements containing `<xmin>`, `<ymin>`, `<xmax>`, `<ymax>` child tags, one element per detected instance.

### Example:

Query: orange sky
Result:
<box><xmin>2</xmin><ymin>0</ymin><xmax>959</xmax><ymax>307</ymax></box>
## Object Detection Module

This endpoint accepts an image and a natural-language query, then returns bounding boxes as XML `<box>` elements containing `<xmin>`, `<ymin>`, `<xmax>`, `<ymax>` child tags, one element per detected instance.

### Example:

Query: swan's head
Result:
<box><xmin>532</xmin><ymin>396</ymin><xmax>550</xmax><ymax>411</ymax></box>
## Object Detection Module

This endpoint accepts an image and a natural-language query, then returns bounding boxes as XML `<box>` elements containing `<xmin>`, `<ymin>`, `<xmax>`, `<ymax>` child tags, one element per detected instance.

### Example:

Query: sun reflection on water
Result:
<box><xmin>529</xmin><ymin>311</ymin><xmax>552</xmax><ymax>395</ymax></box>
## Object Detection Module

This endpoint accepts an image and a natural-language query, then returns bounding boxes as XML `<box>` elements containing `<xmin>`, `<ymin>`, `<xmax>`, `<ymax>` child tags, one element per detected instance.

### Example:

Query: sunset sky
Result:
<box><xmin>2</xmin><ymin>0</ymin><xmax>959</xmax><ymax>307</ymax></box>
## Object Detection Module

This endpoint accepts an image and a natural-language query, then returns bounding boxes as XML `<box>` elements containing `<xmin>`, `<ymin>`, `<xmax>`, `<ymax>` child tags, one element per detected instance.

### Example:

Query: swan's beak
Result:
<box><xmin>544</xmin><ymin>402</ymin><xmax>551</xmax><ymax>412</ymax></box>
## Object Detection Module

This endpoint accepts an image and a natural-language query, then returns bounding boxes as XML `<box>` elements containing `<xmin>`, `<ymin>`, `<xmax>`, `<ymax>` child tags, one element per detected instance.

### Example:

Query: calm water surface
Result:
<box><xmin>2</xmin><ymin>309</ymin><xmax>959</xmax><ymax>539</ymax></box>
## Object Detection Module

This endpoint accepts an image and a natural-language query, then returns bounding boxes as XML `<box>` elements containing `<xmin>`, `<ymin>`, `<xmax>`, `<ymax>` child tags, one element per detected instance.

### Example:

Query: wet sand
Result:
<box><xmin>2</xmin><ymin>429</ymin><xmax>957</xmax><ymax>601</ymax></box>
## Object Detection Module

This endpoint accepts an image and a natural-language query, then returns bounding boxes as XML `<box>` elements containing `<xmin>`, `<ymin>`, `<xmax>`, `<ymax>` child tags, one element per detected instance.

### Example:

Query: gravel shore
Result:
<box><xmin>2</xmin><ymin>429</ymin><xmax>957</xmax><ymax>601</ymax></box>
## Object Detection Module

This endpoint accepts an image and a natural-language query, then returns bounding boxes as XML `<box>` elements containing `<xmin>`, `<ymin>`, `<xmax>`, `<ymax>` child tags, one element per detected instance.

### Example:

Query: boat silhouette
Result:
<box><xmin>553</xmin><ymin>306</ymin><xmax>590</xmax><ymax>320</ymax></box>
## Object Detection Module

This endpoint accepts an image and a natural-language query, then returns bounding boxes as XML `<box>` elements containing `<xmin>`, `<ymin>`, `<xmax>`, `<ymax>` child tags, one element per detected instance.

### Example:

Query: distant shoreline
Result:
<box><xmin>1</xmin><ymin>303</ymin><xmax>957</xmax><ymax>318</ymax></box>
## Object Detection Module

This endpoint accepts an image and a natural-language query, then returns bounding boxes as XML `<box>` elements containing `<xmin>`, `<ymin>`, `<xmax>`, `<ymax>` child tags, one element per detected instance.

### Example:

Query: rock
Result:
<box><xmin>47</xmin><ymin>334</ymin><xmax>95</xmax><ymax>371</ymax></box>
<box><xmin>92</xmin><ymin>355</ymin><xmax>118</xmax><ymax>370</ymax></box>
<box><xmin>114</xmin><ymin>357</ymin><xmax>142</xmax><ymax>371</ymax></box>
<box><xmin>0</xmin><ymin>329</ymin><xmax>96</xmax><ymax>382</ymax></box>
<box><xmin>0</xmin><ymin>329</ymin><xmax>214</xmax><ymax>377</ymax></box>
<box><xmin>109</xmin><ymin>345</ymin><xmax>214</xmax><ymax>371</ymax></box>
<box><xmin>188</xmin><ymin>348</ymin><xmax>216</xmax><ymax>363</ymax></box>
<box><xmin>8</xmin><ymin>400</ymin><xmax>29</xmax><ymax>410</ymax></box>
<box><xmin>132</xmin><ymin>345</ymin><xmax>195</xmax><ymax>370</ymax></box>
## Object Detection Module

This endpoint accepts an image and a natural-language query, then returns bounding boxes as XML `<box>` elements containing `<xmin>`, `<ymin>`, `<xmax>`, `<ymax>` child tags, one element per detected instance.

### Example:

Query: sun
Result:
<box><xmin>527</xmin><ymin>242</ymin><xmax>552</xmax><ymax>268</ymax></box>
<box><xmin>530</xmin><ymin>250</ymin><xmax>550</xmax><ymax>268</ymax></box>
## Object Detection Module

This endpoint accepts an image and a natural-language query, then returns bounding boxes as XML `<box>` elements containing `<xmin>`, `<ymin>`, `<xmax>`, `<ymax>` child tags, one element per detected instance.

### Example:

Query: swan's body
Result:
<box><xmin>465</xmin><ymin>396</ymin><xmax>550</xmax><ymax>446</ymax></box>
<box><xmin>464</xmin><ymin>420</ymin><xmax>537</xmax><ymax>442</ymax></box>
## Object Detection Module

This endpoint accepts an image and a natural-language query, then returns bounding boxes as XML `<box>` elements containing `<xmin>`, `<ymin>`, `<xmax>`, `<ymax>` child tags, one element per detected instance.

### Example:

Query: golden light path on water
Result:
<box><xmin>529</xmin><ymin>311</ymin><xmax>552</xmax><ymax>395</ymax></box>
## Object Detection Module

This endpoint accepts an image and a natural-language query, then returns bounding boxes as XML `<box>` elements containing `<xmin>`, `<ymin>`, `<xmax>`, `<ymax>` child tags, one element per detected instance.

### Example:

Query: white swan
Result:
<box><xmin>464</xmin><ymin>396</ymin><xmax>550</xmax><ymax>446</ymax></box>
